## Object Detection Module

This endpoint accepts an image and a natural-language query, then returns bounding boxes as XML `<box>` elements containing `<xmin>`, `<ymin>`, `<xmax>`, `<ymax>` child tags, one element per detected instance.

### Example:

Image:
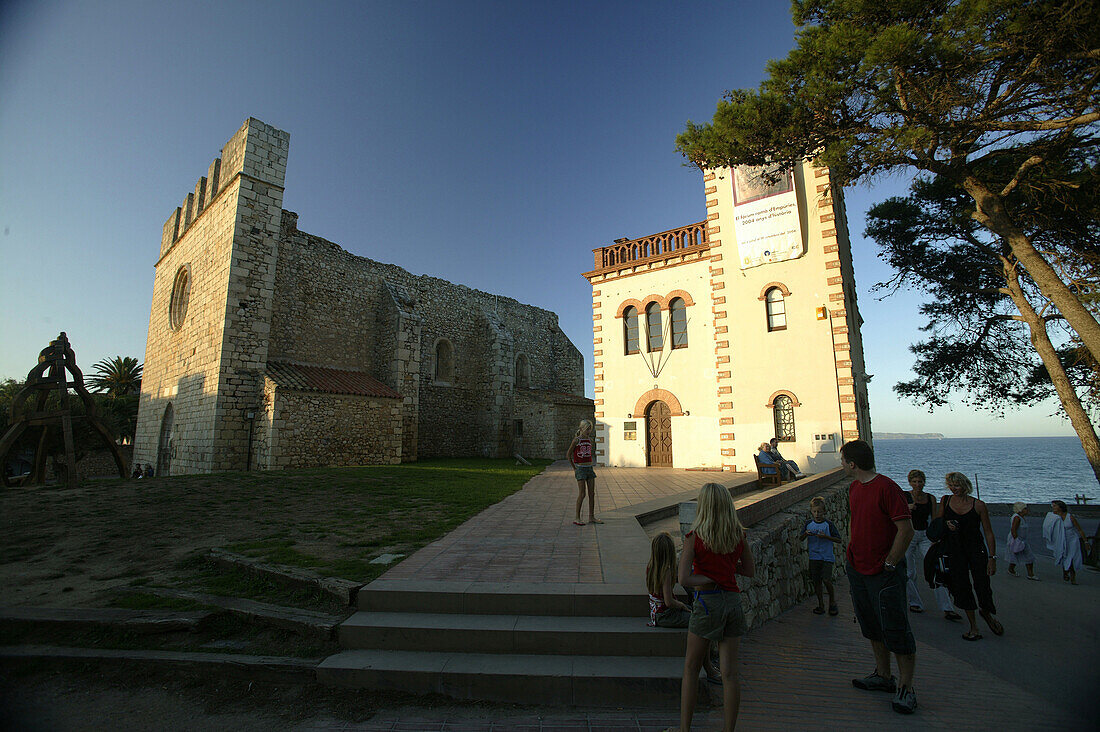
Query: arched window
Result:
<box><xmin>169</xmin><ymin>265</ymin><xmax>191</xmax><ymax>331</ymax></box>
<box><xmin>765</xmin><ymin>287</ymin><xmax>786</xmax><ymax>331</ymax></box>
<box><xmin>434</xmin><ymin>339</ymin><xmax>454</xmax><ymax>383</ymax></box>
<box><xmin>773</xmin><ymin>394</ymin><xmax>795</xmax><ymax>442</ymax></box>
<box><xmin>623</xmin><ymin>306</ymin><xmax>640</xmax><ymax>355</ymax></box>
<box><xmin>669</xmin><ymin>297</ymin><xmax>688</xmax><ymax>349</ymax></box>
<box><xmin>645</xmin><ymin>302</ymin><xmax>663</xmax><ymax>352</ymax></box>
<box><xmin>515</xmin><ymin>353</ymin><xmax>530</xmax><ymax>389</ymax></box>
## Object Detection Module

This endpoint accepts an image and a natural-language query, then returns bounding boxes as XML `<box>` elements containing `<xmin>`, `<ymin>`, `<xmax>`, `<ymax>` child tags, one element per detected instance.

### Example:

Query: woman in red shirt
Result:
<box><xmin>677</xmin><ymin>482</ymin><xmax>755</xmax><ymax>732</ymax></box>
<box><xmin>566</xmin><ymin>419</ymin><xmax>602</xmax><ymax>525</ymax></box>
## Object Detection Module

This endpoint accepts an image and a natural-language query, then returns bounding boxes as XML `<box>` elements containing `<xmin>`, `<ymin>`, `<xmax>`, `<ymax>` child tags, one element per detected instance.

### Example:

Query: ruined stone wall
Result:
<box><xmin>268</xmin><ymin>213</ymin><xmax>384</xmax><ymax>373</ymax></box>
<box><xmin>264</xmin><ymin>219</ymin><xmax>586</xmax><ymax>459</ymax></box>
<box><xmin>740</xmin><ymin>478</ymin><xmax>850</xmax><ymax>630</ymax></box>
<box><xmin>267</xmin><ymin>389</ymin><xmax>402</xmax><ymax>468</ymax></box>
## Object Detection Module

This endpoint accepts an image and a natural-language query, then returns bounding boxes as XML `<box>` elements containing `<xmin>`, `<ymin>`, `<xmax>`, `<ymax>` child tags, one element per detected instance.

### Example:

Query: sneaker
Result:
<box><xmin>892</xmin><ymin>685</ymin><xmax>917</xmax><ymax>714</ymax></box>
<box><xmin>852</xmin><ymin>670</ymin><xmax>896</xmax><ymax>692</ymax></box>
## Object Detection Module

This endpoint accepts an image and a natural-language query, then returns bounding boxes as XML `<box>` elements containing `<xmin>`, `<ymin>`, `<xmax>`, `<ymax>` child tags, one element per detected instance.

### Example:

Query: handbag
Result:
<box><xmin>1007</xmin><ymin>536</ymin><xmax>1026</xmax><ymax>554</ymax></box>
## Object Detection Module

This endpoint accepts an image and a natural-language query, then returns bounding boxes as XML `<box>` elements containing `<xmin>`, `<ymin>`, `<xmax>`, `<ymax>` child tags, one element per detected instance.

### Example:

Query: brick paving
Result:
<box><xmin>348</xmin><ymin>463</ymin><xmax>1096</xmax><ymax>730</ymax></box>
<box><xmin>378</xmin><ymin>462</ymin><xmax>739</xmax><ymax>584</ymax></box>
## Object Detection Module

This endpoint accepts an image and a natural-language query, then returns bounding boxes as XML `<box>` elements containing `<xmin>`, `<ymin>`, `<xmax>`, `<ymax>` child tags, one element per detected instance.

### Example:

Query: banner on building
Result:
<box><xmin>731</xmin><ymin>165</ymin><xmax>803</xmax><ymax>270</ymax></box>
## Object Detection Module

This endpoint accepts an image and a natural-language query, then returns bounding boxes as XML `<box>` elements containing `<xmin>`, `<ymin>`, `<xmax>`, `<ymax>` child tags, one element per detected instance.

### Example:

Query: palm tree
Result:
<box><xmin>89</xmin><ymin>357</ymin><xmax>143</xmax><ymax>398</ymax></box>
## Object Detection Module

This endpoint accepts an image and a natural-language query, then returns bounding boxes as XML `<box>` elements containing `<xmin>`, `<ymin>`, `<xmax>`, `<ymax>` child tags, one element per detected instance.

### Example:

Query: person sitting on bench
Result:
<box><xmin>768</xmin><ymin>438</ymin><xmax>806</xmax><ymax>480</ymax></box>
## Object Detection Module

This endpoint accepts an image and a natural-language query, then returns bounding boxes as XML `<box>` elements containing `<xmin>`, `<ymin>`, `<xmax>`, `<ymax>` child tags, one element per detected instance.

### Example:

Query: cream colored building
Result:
<box><xmin>582</xmin><ymin>160</ymin><xmax>871</xmax><ymax>473</ymax></box>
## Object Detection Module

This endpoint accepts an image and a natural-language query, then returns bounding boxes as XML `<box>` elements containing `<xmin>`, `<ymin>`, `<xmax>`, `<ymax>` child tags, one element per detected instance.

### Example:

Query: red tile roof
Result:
<box><xmin>265</xmin><ymin>361</ymin><xmax>401</xmax><ymax>399</ymax></box>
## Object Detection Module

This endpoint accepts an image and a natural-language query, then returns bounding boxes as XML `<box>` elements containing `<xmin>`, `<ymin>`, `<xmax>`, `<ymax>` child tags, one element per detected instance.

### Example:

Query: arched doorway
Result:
<box><xmin>156</xmin><ymin>403</ymin><xmax>174</xmax><ymax>476</ymax></box>
<box><xmin>645</xmin><ymin>400</ymin><xmax>673</xmax><ymax>467</ymax></box>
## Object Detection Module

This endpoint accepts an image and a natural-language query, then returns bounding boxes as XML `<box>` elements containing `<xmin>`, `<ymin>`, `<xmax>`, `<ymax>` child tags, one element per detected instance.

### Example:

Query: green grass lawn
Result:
<box><xmin>1</xmin><ymin>458</ymin><xmax>551</xmax><ymax>610</ymax></box>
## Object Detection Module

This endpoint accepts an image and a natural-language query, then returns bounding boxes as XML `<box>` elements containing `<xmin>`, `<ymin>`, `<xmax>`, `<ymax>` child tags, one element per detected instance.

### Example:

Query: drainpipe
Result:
<box><xmin>245</xmin><ymin>411</ymin><xmax>255</xmax><ymax>471</ymax></box>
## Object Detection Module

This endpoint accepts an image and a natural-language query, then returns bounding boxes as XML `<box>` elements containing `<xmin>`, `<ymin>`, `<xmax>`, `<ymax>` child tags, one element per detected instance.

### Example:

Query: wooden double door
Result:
<box><xmin>645</xmin><ymin>400</ymin><xmax>673</xmax><ymax>467</ymax></box>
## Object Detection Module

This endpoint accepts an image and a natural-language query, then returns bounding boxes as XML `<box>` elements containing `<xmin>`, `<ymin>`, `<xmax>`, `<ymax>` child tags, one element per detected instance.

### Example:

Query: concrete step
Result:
<box><xmin>338</xmin><ymin>611</ymin><xmax>686</xmax><ymax>656</ymax></box>
<box><xmin>357</xmin><ymin>579</ymin><xmax>645</xmax><ymax>617</ymax></box>
<box><xmin>317</xmin><ymin>649</ymin><xmax>712</xmax><ymax>708</ymax></box>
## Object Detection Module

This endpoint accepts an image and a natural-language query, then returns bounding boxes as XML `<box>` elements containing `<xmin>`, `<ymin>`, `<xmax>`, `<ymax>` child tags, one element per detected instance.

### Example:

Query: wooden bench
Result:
<box><xmin>754</xmin><ymin>453</ymin><xmax>785</xmax><ymax>487</ymax></box>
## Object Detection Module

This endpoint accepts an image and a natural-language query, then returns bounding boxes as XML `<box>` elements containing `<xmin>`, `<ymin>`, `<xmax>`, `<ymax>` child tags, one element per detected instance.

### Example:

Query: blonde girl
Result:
<box><xmin>566</xmin><ymin>419</ymin><xmax>602</xmax><ymax>525</ymax></box>
<box><xmin>647</xmin><ymin>533</ymin><xmax>721</xmax><ymax>684</ymax></box>
<box><xmin>677</xmin><ymin>483</ymin><xmax>755</xmax><ymax>732</ymax></box>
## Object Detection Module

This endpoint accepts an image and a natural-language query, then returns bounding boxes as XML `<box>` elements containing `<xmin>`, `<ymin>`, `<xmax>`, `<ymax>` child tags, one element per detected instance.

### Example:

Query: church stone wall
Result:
<box><xmin>266</xmin><ymin>389</ymin><xmax>402</xmax><ymax>468</ymax></box>
<box><xmin>136</xmin><ymin>118</ymin><xmax>588</xmax><ymax>473</ymax></box>
<box><xmin>135</xmin><ymin>119</ymin><xmax>286</xmax><ymax>475</ymax></box>
<box><xmin>263</xmin><ymin>215</ymin><xmax>586</xmax><ymax>460</ymax></box>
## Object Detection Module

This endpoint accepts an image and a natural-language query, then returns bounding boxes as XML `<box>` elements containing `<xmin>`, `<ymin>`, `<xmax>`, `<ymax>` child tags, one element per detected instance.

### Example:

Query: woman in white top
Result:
<box><xmin>1005</xmin><ymin>501</ymin><xmax>1038</xmax><ymax>580</ymax></box>
<box><xmin>1043</xmin><ymin>500</ymin><xmax>1088</xmax><ymax>585</ymax></box>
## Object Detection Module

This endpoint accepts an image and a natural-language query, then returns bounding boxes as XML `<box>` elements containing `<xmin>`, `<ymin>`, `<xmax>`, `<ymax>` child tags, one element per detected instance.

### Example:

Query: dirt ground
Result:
<box><xmin>0</xmin><ymin>460</ymin><xmax>547</xmax><ymax>609</ymax></box>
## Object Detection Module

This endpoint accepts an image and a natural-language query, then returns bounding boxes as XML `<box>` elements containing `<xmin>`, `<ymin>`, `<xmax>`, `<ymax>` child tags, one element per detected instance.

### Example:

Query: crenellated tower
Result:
<box><xmin>134</xmin><ymin>118</ymin><xmax>290</xmax><ymax>474</ymax></box>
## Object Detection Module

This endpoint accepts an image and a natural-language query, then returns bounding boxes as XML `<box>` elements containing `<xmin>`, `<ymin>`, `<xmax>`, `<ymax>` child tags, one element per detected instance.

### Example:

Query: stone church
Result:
<box><xmin>584</xmin><ymin>159</ymin><xmax>872</xmax><ymax>473</ymax></box>
<box><xmin>134</xmin><ymin>118</ymin><xmax>592</xmax><ymax>475</ymax></box>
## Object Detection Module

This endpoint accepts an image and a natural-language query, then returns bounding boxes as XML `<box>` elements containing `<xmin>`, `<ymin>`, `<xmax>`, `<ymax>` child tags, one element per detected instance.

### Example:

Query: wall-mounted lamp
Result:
<box><xmin>816</xmin><ymin>306</ymin><xmax>828</xmax><ymax>320</ymax></box>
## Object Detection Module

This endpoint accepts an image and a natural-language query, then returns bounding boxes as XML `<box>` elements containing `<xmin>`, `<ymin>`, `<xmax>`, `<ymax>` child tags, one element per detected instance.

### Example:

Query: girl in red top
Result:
<box><xmin>566</xmin><ymin>419</ymin><xmax>602</xmax><ymax>525</ymax></box>
<box><xmin>677</xmin><ymin>483</ymin><xmax>755</xmax><ymax>732</ymax></box>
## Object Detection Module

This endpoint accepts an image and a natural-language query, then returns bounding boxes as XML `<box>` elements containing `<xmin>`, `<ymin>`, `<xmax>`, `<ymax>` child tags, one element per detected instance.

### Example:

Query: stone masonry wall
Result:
<box><xmin>513</xmin><ymin>392</ymin><xmax>596</xmax><ymax>460</ymax></box>
<box><xmin>138</xmin><ymin>118</ymin><xmax>585</xmax><ymax>473</ymax></box>
<box><xmin>267</xmin><ymin>389</ymin><xmax>402</xmax><ymax>468</ymax></box>
<box><xmin>135</xmin><ymin>120</ymin><xmax>265</xmax><ymax>474</ymax></box>
<box><xmin>266</xmin><ymin>216</ymin><xmax>586</xmax><ymax>459</ymax></box>
<box><xmin>209</xmin><ymin>121</ymin><xmax>289</xmax><ymax>473</ymax></box>
<box><xmin>739</xmin><ymin>478</ymin><xmax>850</xmax><ymax>630</ymax></box>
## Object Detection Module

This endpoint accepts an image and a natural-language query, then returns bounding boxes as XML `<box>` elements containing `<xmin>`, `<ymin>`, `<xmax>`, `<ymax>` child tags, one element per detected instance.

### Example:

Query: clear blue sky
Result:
<box><xmin>0</xmin><ymin>0</ymin><xmax>1075</xmax><ymax>438</ymax></box>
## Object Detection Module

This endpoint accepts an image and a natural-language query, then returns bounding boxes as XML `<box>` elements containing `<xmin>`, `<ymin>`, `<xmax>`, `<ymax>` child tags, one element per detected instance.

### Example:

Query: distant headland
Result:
<box><xmin>873</xmin><ymin>432</ymin><xmax>945</xmax><ymax>440</ymax></box>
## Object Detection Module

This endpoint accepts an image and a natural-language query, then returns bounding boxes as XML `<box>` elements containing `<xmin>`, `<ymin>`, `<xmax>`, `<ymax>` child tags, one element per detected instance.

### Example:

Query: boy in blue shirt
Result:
<box><xmin>799</xmin><ymin>496</ymin><xmax>843</xmax><ymax>615</ymax></box>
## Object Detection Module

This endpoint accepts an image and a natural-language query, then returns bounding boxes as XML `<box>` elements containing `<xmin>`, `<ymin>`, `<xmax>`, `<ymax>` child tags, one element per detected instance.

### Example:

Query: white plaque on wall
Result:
<box><xmin>731</xmin><ymin>165</ymin><xmax>803</xmax><ymax>270</ymax></box>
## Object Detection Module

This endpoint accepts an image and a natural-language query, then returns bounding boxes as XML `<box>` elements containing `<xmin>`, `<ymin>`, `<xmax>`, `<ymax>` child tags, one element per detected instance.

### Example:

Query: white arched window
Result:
<box><xmin>765</xmin><ymin>288</ymin><xmax>787</xmax><ymax>332</ymax></box>
<box><xmin>773</xmin><ymin>394</ymin><xmax>795</xmax><ymax>441</ymax></box>
<box><xmin>645</xmin><ymin>302</ymin><xmax>663</xmax><ymax>352</ymax></box>
<box><xmin>670</xmin><ymin>297</ymin><xmax>688</xmax><ymax>349</ymax></box>
<box><xmin>623</xmin><ymin>306</ymin><xmax>639</xmax><ymax>355</ymax></box>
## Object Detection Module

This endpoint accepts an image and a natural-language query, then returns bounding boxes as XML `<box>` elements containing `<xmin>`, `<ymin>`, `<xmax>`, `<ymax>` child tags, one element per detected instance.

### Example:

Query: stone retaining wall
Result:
<box><xmin>739</xmin><ymin>477</ymin><xmax>849</xmax><ymax>630</ymax></box>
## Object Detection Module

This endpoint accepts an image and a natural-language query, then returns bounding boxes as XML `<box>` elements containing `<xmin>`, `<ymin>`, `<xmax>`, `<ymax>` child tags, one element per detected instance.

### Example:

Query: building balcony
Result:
<box><xmin>585</xmin><ymin>221</ymin><xmax>710</xmax><ymax>279</ymax></box>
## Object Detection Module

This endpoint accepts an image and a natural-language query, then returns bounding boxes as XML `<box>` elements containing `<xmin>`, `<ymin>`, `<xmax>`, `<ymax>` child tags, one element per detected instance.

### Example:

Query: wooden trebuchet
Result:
<box><xmin>0</xmin><ymin>332</ymin><xmax>128</xmax><ymax>488</ymax></box>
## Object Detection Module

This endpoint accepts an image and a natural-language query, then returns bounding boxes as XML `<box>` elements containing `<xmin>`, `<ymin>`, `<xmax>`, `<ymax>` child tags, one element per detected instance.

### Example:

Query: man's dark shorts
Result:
<box><xmin>846</xmin><ymin>561</ymin><xmax>916</xmax><ymax>655</ymax></box>
<box><xmin>809</xmin><ymin>558</ymin><xmax>833</xmax><ymax>584</ymax></box>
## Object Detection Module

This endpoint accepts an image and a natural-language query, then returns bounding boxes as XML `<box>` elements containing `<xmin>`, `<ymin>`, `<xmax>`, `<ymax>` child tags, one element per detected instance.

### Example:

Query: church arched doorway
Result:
<box><xmin>156</xmin><ymin>403</ymin><xmax>174</xmax><ymax>477</ymax></box>
<box><xmin>645</xmin><ymin>400</ymin><xmax>673</xmax><ymax>467</ymax></box>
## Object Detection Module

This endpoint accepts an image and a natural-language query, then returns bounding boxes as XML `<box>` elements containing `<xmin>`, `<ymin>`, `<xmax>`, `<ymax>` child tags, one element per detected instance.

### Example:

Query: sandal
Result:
<box><xmin>589</xmin><ymin>518</ymin><xmax>605</xmax><ymax>524</ymax></box>
<box><xmin>980</xmin><ymin>611</ymin><xmax>1004</xmax><ymax>636</ymax></box>
<box><xmin>909</xmin><ymin>605</ymin><xmax>923</xmax><ymax>613</ymax></box>
<box><xmin>828</xmin><ymin>605</ymin><xmax>838</xmax><ymax>616</ymax></box>
<box><xmin>944</xmin><ymin>611</ymin><xmax>962</xmax><ymax>622</ymax></box>
<box><xmin>572</xmin><ymin>520</ymin><xmax>586</xmax><ymax>526</ymax></box>
<box><xmin>1026</xmin><ymin>575</ymin><xmax>1040</xmax><ymax>581</ymax></box>
<box><xmin>962</xmin><ymin>631</ymin><xmax>983</xmax><ymax>641</ymax></box>
<box><xmin>812</xmin><ymin>606</ymin><xmax>825</xmax><ymax>615</ymax></box>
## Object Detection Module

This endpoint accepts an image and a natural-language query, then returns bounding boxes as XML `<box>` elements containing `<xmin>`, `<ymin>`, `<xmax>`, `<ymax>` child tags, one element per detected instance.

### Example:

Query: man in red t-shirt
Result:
<box><xmin>841</xmin><ymin>439</ymin><xmax>918</xmax><ymax>715</ymax></box>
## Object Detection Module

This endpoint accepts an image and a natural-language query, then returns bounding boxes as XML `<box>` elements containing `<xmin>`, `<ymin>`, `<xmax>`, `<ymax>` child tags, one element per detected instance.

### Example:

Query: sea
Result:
<box><xmin>872</xmin><ymin>436</ymin><xmax>1097</xmax><ymax>505</ymax></box>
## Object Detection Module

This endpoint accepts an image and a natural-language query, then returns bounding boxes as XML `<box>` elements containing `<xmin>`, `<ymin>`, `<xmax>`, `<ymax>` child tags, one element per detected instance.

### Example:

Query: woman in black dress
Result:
<box><xmin>934</xmin><ymin>472</ymin><xmax>1004</xmax><ymax>640</ymax></box>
